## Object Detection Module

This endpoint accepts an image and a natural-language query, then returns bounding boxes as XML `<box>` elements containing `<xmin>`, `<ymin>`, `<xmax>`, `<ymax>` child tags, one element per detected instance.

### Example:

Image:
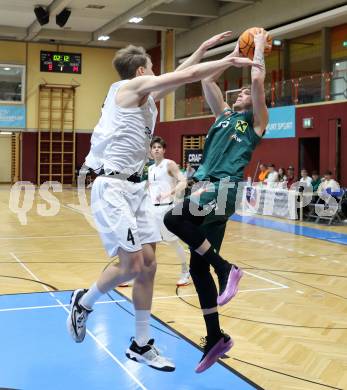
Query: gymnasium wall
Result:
<box><xmin>0</xmin><ymin>40</ymin><xmax>118</xmax><ymax>130</ymax></box>
<box><xmin>296</xmin><ymin>101</ymin><xmax>347</xmax><ymax>185</ymax></box>
<box><xmin>35</xmin><ymin>95</ymin><xmax>347</xmax><ymax>186</ymax></box>
<box><xmin>0</xmin><ymin>40</ymin><xmax>120</xmax><ymax>182</ymax></box>
<box><xmin>155</xmin><ymin>100</ymin><xmax>347</xmax><ymax>186</ymax></box>
<box><xmin>0</xmin><ymin>134</ymin><xmax>12</xmax><ymax>182</ymax></box>
<box><xmin>21</xmin><ymin>132</ymin><xmax>37</xmax><ymax>183</ymax></box>
<box><xmin>25</xmin><ymin>42</ymin><xmax>118</xmax><ymax>131</ymax></box>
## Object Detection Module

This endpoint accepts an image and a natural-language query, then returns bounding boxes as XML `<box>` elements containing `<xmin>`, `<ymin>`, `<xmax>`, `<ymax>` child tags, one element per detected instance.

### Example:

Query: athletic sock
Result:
<box><xmin>80</xmin><ymin>282</ymin><xmax>103</xmax><ymax>310</ymax></box>
<box><xmin>169</xmin><ymin>240</ymin><xmax>188</xmax><ymax>273</ymax></box>
<box><xmin>203</xmin><ymin>312</ymin><xmax>222</xmax><ymax>343</ymax></box>
<box><xmin>135</xmin><ymin>310</ymin><xmax>150</xmax><ymax>347</ymax></box>
<box><xmin>202</xmin><ymin>247</ymin><xmax>232</xmax><ymax>275</ymax></box>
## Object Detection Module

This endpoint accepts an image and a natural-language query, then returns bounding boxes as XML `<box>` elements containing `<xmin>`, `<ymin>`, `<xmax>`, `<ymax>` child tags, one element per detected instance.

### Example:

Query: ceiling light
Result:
<box><xmin>273</xmin><ymin>39</ymin><xmax>282</xmax><ymax>46</ymax></box>
<box><xmin>0</xmin><ymin>132</ymin><xmax>12</xmax><ymax>135</ymax></box>
<box><xmin>4</xmin><ymin>67</ymin><xmax>11</xmax><ymax>70</ymax></box>
<box><xmin>336</xmin><ymin>63</ymin><xmax>340</xmax><ymax>66</ymax></box>
<box><xmin>98</xmin><ymin>35</ymin><xmax>110</xmax><ymax>41</ymax></box>
<box><xmin>129</xmin><ymin>17</ymin><xmax>143</xmax><ymax>23</ymax></box>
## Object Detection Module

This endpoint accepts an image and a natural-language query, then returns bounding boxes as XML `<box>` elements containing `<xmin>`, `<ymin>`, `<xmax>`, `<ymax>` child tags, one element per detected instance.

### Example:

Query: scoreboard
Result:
<box><xmin>40</xmin><ymin>51</ymin><xmax>82</xmax><ymax>74</ymax></box>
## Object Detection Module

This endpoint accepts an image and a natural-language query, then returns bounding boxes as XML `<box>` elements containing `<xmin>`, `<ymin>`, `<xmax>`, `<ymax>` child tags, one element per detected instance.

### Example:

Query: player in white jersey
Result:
<box><xmin>148</xmin><ymin>136</ymin><xmax>190</xmax><ymax>286</ymax></box>
<box><xmin>66</xmin><ymin>32</ymin><xmax>258</xmax><ymax>372</ymax></box>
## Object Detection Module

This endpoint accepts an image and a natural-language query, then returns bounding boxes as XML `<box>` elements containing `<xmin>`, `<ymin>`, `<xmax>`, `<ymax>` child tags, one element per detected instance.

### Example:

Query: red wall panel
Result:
<box><xmin>147</xmin><ymin>45</ymin><xmax>161</xmax><ymax>77</ymax></box>
<box><xmin>296</xmin><ymin>101</ymin><xmax>347</xmax><ymax>185</ymax></box>
<box><xmin>247</xmin><ymin>138</ymin><xmax>299</xmax><ymax>180</ymax></box>
<box><xmin>20</xmin><ymin>101</ymin><xmax>347</xmax><ymax>186</ymax></box>
<box><xmin>154</xmin><ymin>117</ymin><xmax>214</xmax><ymax>163</ymax></box>
<box><xmin>76</xmin><ymin>133</ymin><xmax>92</xmax><ymax>169</ymax></box>
<box><xmin>156</xmin><ymin>100</ymin><xmax>347</xmax><ymax>186</ymax></box>
<box><xmin>21</xmin><ymin>132</ymin><xmax>37</xmax><ymax>183</ymax></box>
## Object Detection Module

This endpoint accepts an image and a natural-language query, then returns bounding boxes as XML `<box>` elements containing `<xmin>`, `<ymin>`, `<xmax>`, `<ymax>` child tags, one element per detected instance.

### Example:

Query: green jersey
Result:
<box><xmin>194</xmin><ymin>110</ymin><xmax>261</xmax><ymax>182</ymax></box>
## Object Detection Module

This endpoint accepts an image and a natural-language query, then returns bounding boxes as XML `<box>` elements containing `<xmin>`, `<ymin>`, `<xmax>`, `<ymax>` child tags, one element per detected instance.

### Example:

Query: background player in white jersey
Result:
<box><xmin>148</xmin><ymin>136</ymin><xmax>190</xmax><ymax>286</ymax></box>
<box><xmin>66</xmin><ymin>32</ymin><xmax>258</xmax><ymax>372</ymax></box>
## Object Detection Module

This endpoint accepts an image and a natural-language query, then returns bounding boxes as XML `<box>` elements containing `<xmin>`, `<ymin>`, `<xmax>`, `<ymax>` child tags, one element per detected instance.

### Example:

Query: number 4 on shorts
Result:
<box><xmin>127</xmin><ymin>228</ymin><xmax>135</xmax><ymax>245</ymax></box>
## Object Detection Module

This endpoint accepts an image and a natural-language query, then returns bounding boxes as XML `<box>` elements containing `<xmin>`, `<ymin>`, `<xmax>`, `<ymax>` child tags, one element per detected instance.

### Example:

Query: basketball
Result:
<box><xmin>238</xmin><ymin>27</ymin><xmax>272</xmax><ymax>59</ymax></box>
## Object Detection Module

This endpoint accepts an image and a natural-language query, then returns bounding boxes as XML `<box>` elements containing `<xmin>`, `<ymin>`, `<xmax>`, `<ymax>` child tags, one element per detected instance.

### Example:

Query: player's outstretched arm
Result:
<box><xmin>151</xmin><ymin>31</ymin><xmax>232</xmax><ymax>102</ymax></box>
<box><xmin>201</xmin><ymin>43</ymin><xmax>240</xmax><ymax>118</ymax></box>
<box><xmin>117</xmin><ymin>54</ymin><xmax>259</xmax><ymax>108</ymax></box>
<box><xmin>202</xmin><ymin>79</ymin><xmax>229</xmax><ymax>118</ymax></box>
<box><xmin>120</xmin><ymin>55</ymin><xmax>258</xmax><ymax>108</ymax></box>
<box><xmin>251</xmin><ymin>28</ymin><xmax>269</xmax><ymax>137</ymax></box>
<box><xmin>175</xmin><ymin>31</ymin><xmax>233</xmax><ymax>71</ymax></box>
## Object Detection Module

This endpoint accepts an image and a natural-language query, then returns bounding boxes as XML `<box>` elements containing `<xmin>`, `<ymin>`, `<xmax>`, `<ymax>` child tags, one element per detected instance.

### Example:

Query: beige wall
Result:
<box><xmin>0</xmin><ymin>134</ymin><xmax>11</xmax><ymax>182</ymax></box>
<box><xmin>0</xmin><ymin>40</ymin><xmax>119</xmax><ymax>132</ymax></box>
<box><xmin>0</xmin><ymin>41</ymin><xmax>26</xmax><ymax>64</ymax></box>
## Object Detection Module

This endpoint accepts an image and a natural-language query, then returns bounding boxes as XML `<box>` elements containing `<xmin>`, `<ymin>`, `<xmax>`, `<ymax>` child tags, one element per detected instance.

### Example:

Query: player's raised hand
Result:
<box><xmin>201</xmin><ymin>31</ymin><xmax>233</xmax><ymax>51</ymax></box>
<box><xmin>231</xmin><ymin>41</ymin><xmax>240</xmax><ymax>57</ymax></box>
<box><xmin>223</xmin><ymin>53</ymin><xmax>263</xmax><ymax>68</ymax></box>
<box><xmin>253</xmin><ymin>28</ymin><xmax>270</xmax><ymax>50</ymax></box>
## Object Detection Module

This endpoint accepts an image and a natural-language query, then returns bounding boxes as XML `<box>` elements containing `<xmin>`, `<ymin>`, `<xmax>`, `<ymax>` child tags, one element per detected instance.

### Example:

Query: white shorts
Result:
<box><xmin>152</xmin><ymin>203</ymin><xmax>178</xmax><ymax>242</ymax></box>
<box><xmin>91</xmin><ymin>176</ymin><xmax>161</xmax><ymax>257</ymax></box>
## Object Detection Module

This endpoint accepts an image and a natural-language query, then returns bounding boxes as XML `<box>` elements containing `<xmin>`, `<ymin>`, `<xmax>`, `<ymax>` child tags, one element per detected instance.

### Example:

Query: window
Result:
<box><xmin>0</xmin><ymin>64</ymin><xmax>25</xmax><ymax>104</ymax></box>
<box><xmin>331</xmin><ymin>60</ymin><xmax>347</xmax><ymax>100</ymax></box>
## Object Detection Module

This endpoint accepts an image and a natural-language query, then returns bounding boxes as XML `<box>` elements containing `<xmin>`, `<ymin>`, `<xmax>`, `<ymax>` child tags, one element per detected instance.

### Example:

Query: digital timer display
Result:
<box><xmin>40</xmin><ymin>51</ymin><xmax>82</xmax><ymax>74</ymax></box>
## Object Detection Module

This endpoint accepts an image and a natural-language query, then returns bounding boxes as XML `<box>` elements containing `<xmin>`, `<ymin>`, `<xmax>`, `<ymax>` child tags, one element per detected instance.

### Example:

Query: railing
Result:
<box><xmin>175</xmin><ymin>70</ymin><xmax>347</xmax><ymax>119</ymax></box>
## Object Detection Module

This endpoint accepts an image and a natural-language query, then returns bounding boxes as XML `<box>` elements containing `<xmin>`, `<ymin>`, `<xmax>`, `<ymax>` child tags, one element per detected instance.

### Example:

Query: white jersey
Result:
<box><xmin>148</xmin><ymin>159</ymin><xmax>176</xmax><ymax>204</ymax></box>
<box><xmin>85</xmin><ymin>80</ymin><xmax>158</xmax><ymax>175</ymax></box>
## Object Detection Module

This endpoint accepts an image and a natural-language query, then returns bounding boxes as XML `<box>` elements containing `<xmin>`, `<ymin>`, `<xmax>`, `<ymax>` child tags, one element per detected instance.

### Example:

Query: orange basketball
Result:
<box><xmin>238</xmin><ymin>27</ymin><xmax>272</xmax><ymax>60</ymax></box>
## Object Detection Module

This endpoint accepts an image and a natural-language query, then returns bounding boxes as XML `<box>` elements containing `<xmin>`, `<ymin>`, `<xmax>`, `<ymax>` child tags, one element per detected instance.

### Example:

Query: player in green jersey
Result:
<box><xmin>165</xmin><ymin>28</ymin><xmax>270</xmax><ymax>373</ymax></box>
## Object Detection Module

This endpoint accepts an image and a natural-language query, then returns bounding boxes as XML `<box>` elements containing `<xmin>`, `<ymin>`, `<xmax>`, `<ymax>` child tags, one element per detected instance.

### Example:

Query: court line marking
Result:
<box><xmin>0</xmin><ymin>287</ymin><xmax>287</xmax><ymax>313</ymax></box>
<box><xmin>60</xmin><ymin>202</ymin><xmax>94</xmax><ymax>218</ymax></box>
<box><xmin>244</xmin><ymin>271</ymin><xmax>288</xmax><ymax>289</ymax></box>
<box><xmin>184</xmin><ymin>251</ymin><xmax>289</xmax><ymax>289</ymax></box>
<box><xmin>0</xmin><ymin>247</ymin><xmax>105</xmax><ymax>255</ymax></box>
<box><xmin>0</xmin><ymin>234</ymin><xmax>97</xmax><ymax>240</ymax></box>
<box><xmin>61</xmin><ymin>203</ymin><xmax>92</xmax><ymax>217</ymax></box>
<box><xmin>8</xmin><ymin>251</ymin><xmax>148</xmax><ymax>390</ymax></box>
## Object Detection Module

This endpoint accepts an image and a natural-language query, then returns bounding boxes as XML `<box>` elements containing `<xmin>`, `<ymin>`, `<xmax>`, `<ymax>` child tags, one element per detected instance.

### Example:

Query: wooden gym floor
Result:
<box><xmin>0</xmin><ymin>185</ymin><xmax>346</xmax><ymax>390</ymax></box>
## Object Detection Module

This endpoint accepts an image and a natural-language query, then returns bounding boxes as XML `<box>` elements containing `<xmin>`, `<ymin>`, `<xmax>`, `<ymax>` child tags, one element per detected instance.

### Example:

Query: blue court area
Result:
<box><xmin>0</xmin><ymin>290</ymin><xmax>260</xmax><ymax>390</ymax></box>
<box><xmin>231</xmin><ymin>214</ymin><xmax>347</xmax><ymax>245</ymax></box>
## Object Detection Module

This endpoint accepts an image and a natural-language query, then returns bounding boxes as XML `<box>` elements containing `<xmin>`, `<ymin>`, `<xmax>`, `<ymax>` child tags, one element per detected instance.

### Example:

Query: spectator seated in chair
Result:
<box><xmin>258</xmin><ymin>163</ymin><xmax>269</xmax><ymax>183</ymax></box>
<box><xmin>311</xmin><ymin>170</ymin><xmax>321</xmax><ymax>193</ymax></box>
<box><xmin>318</xmin><ymin>171</ymin><xmax>340</xmax><ymax>197</ymax></box>
<box><xmin>278</xmin><ymin>167</ymin><xmax>287</xmax><ymax>186</ymax></box>
<box><xmin>299</xmin><ymin>168</ymin><xmax>312</xmax><ymax>186</ymax></box>
<box><xmin>286</xmin><ymin>166</ymin><xmax>296</xmax><ymax>189</ymax></box>
<box><xmin>313</xmin><ymin>171</ymin><xmax>344</xmax><ymax>224</ymax></box>
<box><xmin>264</xmin><ymin>163</ymin><xmax>279</xmax><ymax>188</ymax></box>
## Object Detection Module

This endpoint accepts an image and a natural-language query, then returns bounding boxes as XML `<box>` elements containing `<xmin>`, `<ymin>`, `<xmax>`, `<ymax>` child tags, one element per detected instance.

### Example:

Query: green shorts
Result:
<box><xmin>188</xmin><ymin>181</ymin><xmax>238</xmax><ymax>252</ymax></box>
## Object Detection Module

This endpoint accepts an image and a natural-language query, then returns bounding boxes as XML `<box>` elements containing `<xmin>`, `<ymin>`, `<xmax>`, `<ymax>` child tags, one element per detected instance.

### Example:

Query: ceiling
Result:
<box><xmin>0</xmin><ymin>0</ymin><xmax>255</xmax><ymax>49</ymax></box>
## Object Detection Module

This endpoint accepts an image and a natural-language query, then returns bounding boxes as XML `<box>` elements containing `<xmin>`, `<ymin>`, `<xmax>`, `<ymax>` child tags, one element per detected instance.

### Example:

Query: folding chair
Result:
<box><xmin>314</xmin><ymin>188</ymin><xmax>345</xmax><ymax>225</ymax></box>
